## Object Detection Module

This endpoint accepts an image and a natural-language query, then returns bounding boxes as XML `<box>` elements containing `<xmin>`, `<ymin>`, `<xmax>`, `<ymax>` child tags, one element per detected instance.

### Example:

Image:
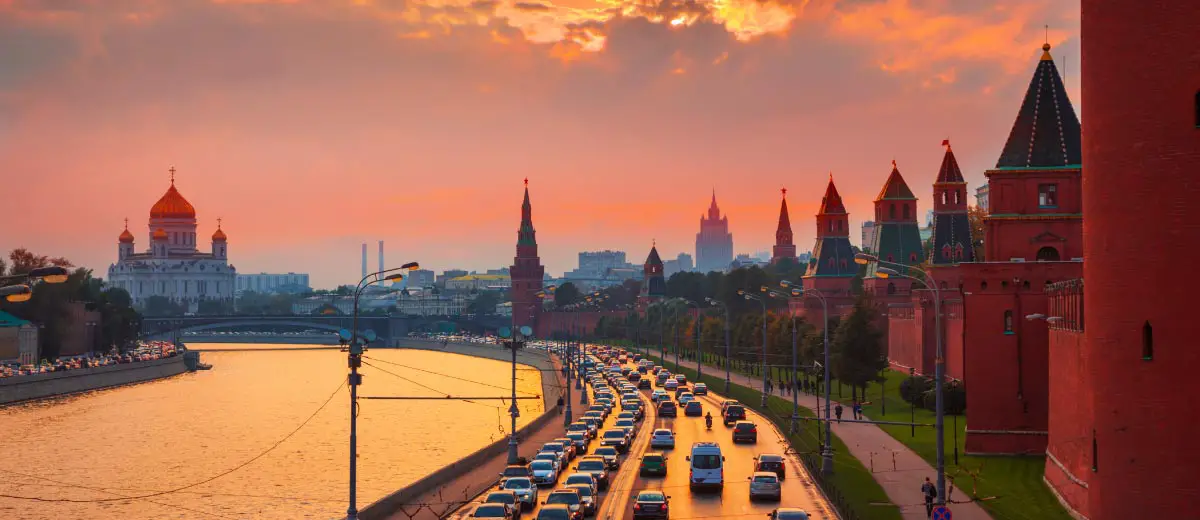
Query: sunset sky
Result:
<box><xmin>1</xmin><ymin>0</ymin><xmax>1081</xmax><ymax>289</ymax></box>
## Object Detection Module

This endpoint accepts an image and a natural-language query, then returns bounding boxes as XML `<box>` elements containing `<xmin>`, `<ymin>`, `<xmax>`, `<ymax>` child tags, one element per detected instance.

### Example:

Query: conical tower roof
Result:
<box><xmin>995</xmin><ymin>43</ymin><xmax>1081</xmax><ymax>168</ymax></box>
<box><xmin>936</xmin><ymin>140</ymin><xmax>965</xmax><ymax>183</ymax></box>
<box><xmin>645</xmin><ymin>245</ymin><xmax>663</xmax><ymax>267</ymax></box>
<box><xmin>818</xmin><ymin>175</ymin><xmax>847</xmax><ymax>214</ymax></box>
<box><xmin>876</xmin><ymin>161</ymin><xmax>916</xmax><ymax>201</ymax></box>
<box><xmin>776</xmin><ymin>188</ymin><xmax>792</xmax><ymax>233</ymax></box>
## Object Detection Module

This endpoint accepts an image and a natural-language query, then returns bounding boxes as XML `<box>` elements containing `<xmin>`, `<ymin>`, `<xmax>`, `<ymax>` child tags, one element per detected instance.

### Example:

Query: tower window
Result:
<box><xmin>886</xmin><ymin>254</ymin><xmax>894</xmax><ymax>262</ymax></box>
<box><xmin>910</xmin><ymin>252</ymin><xmax>918</xmax><ymax>262</ymax></box>
<box><xmin>941</xmin><ymin>191</ymin><xmax>947</xmax><ymax>205</ymax></box>
<box><xmin>955</xmin><ymin>190</ymin><xmax>961</xmax><ymax>204</ymax></box>
<box><xmin>889</xmin><ymin>204</ymin><xmax>896</xmax><ymax>219</ymax></box>
<box><xmin>1036</xmin><ymin>247</ymin><xmax>1060</xmax><ymax>261</ymax></box>
<box><xmin>1195</xmin><ymin>89</ymin><xmax>1200</xmax><ymax>128</ymax></box>
<box><xmin>1038</xmin><ymin>184</ymin><xmax>1058</xmax><ymax>208</ymax></box>
<box><xmin>981</xmin><ymin>280</ymin><xmax>988</xmax><ymax>291</ymax></box>
<box><xmin>1143</xmin><ymin>321</ymin><xmax>1153</xmax><ymax>360</ymax></box>
<box><xmin>1004</xmin><ymin>310</ymin><xmax>1013</xmax><ymax>334</ymax></box>
<box><xmin>942</xmin><ymin>245</ymin><xmax>951</xmax><ymax>259</ymax></box>
<box><xmin>887</xmin><ymin>282</ymin><xmax>896</xmax><ymax>295</ymax></box>
<box><xmin>1092</xmin><ymin>429</ymin><xmax>1098</xmax><ymax>472</ymax></box>
<box><xmin>902</xmin><ymin>205</ymin><xmax>910</xmax><ymax>220</ymax></box>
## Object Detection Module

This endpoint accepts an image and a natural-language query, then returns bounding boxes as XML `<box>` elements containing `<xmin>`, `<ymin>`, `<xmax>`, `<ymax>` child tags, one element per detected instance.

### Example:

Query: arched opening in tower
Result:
<box><xmin>1143</xmin><ymin>321</ymin><xmax>1153</xmax><ymax>361</ymax></box>
<box><xmin>1035</xmin><ymin>246</ymin><xmax>1061</xmax><ymax>261</ymax></box>
<box><xmin>1195</xmin><ymin>89</ymin><xmax>1200</xmax><ymax>127</ymax></box>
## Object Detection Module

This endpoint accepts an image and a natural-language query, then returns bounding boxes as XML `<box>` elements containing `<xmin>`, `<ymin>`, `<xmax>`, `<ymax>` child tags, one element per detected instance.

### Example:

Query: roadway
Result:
<box><xmin>448</xmin><ymin>352</ymin><xmax>835</xmax><ymax>520</ymax></box>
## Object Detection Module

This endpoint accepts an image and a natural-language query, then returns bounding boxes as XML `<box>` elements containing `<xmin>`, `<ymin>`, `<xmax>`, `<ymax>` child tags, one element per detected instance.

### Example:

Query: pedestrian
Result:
<box><xmin>556</xmin><ymin>395</ymin><xmax>564</xmax><ymax>414</ymax></box>
<box><xmin>947</xmin><ymin>475</ymin><xmax>955</xmax><ymax>504</ymax></box>
<box><xmin>921</xmin><ymin>477</ymin><xmax>937</xmax><ymax>517</ymax></box>
<box><xmin>857</xmin><ymin>401</ymin><xmax>864</xmax><ymax>420</ymax></box>
<box><xmin>834</xmin><ymin>403</ymin><xmax>843</xmax><ymax>422</ymax></box>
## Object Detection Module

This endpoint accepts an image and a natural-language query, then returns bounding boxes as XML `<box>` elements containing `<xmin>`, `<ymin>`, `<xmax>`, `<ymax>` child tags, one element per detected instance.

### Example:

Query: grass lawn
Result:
<box><xmin>634</xmin><ymin>350</ymin><xmax>902</xmax><ymax>520</ymax></box>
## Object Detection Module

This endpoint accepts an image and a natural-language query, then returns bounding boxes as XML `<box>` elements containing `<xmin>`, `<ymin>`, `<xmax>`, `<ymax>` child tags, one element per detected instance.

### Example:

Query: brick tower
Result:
<box><xmin>929</xmin><ymin>140</ymin><xmax>975</xmax><ymax>265</ymax></box>
<box><xmin>1081</xmin><ymin>3</ymin><xmax>1200</xmax><ymax>519</ymax></box>
<box><xmin>770</xmin><ymin>188</ymin><xmax>797</xmax><ymax>265</ymax></box>
<box><xmin>509</xmin><ymin>179</ymin><xmax>545</xmax><ymax>330</ymax></box>
<box><xmin>638</xmin><ymin>243</ymin><xmax>666</xmax><ymax>310</ymax></box>
<box><xmin>802</xmin><ymin>175</ymin><xmax>857</xmax><ymax>306</ymax></box>
<box><xmin>865</xmin><ymin>162</ymin><xmax>924</xmax><ymax>296</ymax></box>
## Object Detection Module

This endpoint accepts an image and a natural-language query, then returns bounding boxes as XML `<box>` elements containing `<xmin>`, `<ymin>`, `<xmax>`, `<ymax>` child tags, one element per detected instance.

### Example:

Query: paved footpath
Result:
<box><xmin>381</xmin><ymin>355</ymin><xmax>569</xmax><ymax>520</ymax></box>
<box><xmin>634</xmin><ymin>347</ymin><xmax>992</xmax><ymax>520</ymax></box>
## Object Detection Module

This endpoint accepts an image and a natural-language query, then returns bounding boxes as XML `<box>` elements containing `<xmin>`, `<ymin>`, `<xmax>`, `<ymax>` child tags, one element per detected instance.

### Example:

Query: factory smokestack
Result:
<box><xmin>361</xmin><ymin>243</ymin><xmax>368</xmax><ymax>280</ymax></box>
<box><xmin>378</xmin><ymin>241</ymin><xmax>385</xmax><ymax>282</ymax></box>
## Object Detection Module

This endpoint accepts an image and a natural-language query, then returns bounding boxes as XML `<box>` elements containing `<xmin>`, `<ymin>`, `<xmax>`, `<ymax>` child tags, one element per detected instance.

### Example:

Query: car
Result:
<box><xmin>615</xmin><ymin>419</ymin><xmax>637</xmax><ymax>438</ymax></box>
<box><xmin>748</xmin><ymin>472</ymin><xmax>782</xmax><ymax>501</ymax></box>
<box><xmin>675</xmin><ymin>391</ymin><xmax>693</xmax><ymax>404</ymax></box>
<box><xmin>573</xmin><ymin>457</ymin><xmax>610</xmax><ymax>490</ymax></box>
<box><xmin>534</xmin><ymin>451</ymin><xmax>562</xmax><ymax>472</ymax></box>
<box><xmin>722</xmin><ymin>405</ymin><xmax>746</xmax><ymax>426</ymax></box>
<box><xmin>767</xmin><ymin>508</ymin><xmax>811</xmax><ymax>520</ymax></box>
<box><xmin>692</xmin><ymin>383</ymin><xmax>708</xmax><ymax>395</ymax></box>
<box><xmin>537</xmin><ymin>504</ymin><xmax>574</xmax><ymax>520</ymax></box>
<box><xmin>563</xmin><ymin>472</ymin><xmax>598</xmax><ymax>495</ymax></box>
<box><xmin>600</xmin><ymin>429</ymin><xmax>629</xmax><ymax>452</ymax></box>
<box><xmin>484</xmin><ymin>491</ymin><xmax>524</xmax><ymax>518</ymax></box>
<box><xmin>632</xmin><ymin>490</ymin><xmax>670</xmax><ymax>519</ymax></box>
<box><xmin>686</xmin><ymin>442</ymin><xmax>725</xmax><ymax>490</ymax></box>
<box><xmin>754</xmin><ymin>454</ymin><xmax>786</xmax><ymax>479</ymax></box>
<box><xmin>640</xmin><ymin>452</ymin><xmax>668</xmax><ymax>476</ymax></box>
<box><xmin>649</xmin><ymin>429</ymin><xmax>675</xmax><ymax>448</ymax></box>
<box><xmin>621</xmin><ymin>399</ymin><xmax>640</xmax><ymax>412</ymax></box>
<box><xmin>472</xmin><ymin>503</ymin><xmax>514</xmax><ymax>519</ymax></box>
<box><xmin>530</xmin><ymin>460</ymin><xmax>559</xmax><ymax>486</ymax></box>
<box><xmin>720</xmin><ymin>400</ymin><xmax>740</xmax><ymax>413</ymax></box>
<box><xmin>565</xmin><ymin>483</ymin><xmax>597</xmax><ymax>516</ymax></box>
<box><xmin>581</xmin><ymin>417</ymin><xmax>601</xmax><ymax>436</ymax></box>
<box><xmin>566</xmin><ymin>433</ymin><xmax>589</xmax><ymax>454</ymax></box>
<box><xmin>664</xmin><ymin>379</ymin><xmax>679</xmax><ymax>391</ymax></box>
<box><xmin>683</xmin><ymin>401</ymin><xmax>703</xmax><ymax>417</ymax></box>
<box><xmin>617</xmin><ymin>411</ymin><xmax>636</xmax><ymax>422</ymax></box>
<box><xmin>544</xmin><ymin>442</ymin><xmax>572</xmax><ymax>462</ymax></box>
<box><xmin>592</xmin><ymin>446</ymin><xmax>620</xmax><ymax>470</ymax></box>
<box><xmin>502</xmin><ymin>477</ymin><xmax>539</xmax><ymax>507</ymax></box>
<box><xmin>674</xmin><ymin>374</ymin><xmax>687</xmax><ymax>384</ymax></box>
<box><xmin>650</xmin><ymin>390</ymin><xmax>668</xmax><ymax>402</ymax></box>
<box><xmin>499</xmin><ymin>465</ymin><xmax>533</xmax><ymax>488</ymax></box>
<box><xmin>732</xmin><ymin>421</ymin><xmax>758</xmax><ymax>444</ymax></box>
<box><xmin>567</xmin><ymin>422</ymin><xmax>592</xmax><ymax>439</ymax></box>
<box><xmin>638</xmin><ymin>379</ymin><xmax>652</xmax><ymax>389</ymax></box>
<box><xmin>543</xmin><ymin>488</ymin><xmax>585</xmax><ymax>520</ymax></box>
<box><xmin>657</xmin><ymin>401</ymin><xmax>677</xmax><ymax>417</ymax></box>
<box><xmin>587</xmin><ymin>405</ymin><xmax>607</xmax><ymax>419</ymax></box>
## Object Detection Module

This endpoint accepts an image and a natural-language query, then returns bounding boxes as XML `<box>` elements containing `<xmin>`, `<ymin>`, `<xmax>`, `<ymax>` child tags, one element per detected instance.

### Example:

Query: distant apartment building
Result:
<box><xmin>663</xmin><ymin>252</ymin><xmax>695</xmax><ymax>277</ymax></box>
<box><xmin>445</xmin><ymin>274</ymin><xmax>511</xmax><ymax>292</ymax></box>
<box><xmin>236</xmin><ymin>273</ymin><xmax>311</xmax><ymax>295</ymax></box>
<box><xmin>394</xmin><ymin>294</ymin><xmax>467</xmax><ymax>316</ymax></box>
<box><xmin>730</xmin><ymin>253</ymin><xmax>766</xmax><ymax>269</ymax></box>
<box><xmin>565</xmin><ymin>250</ymin><xmax>635</xmax><ymax>288</ymax></box>
<box><xmin>406</xmin><ymin>269</ymin><xmax>435</xmax><ymax>288</ymax></box>
<box><xmin>486</xmin><ymin>267</ymin><xmax>511</xmax><ymax>275</ymax></box>
<box><xmin>975</xmin><ymin>184</ymin><xmax>990</xmax><ymax>213</ymax></box>
<box><xmin>436</xmin><ymin>269</ymin><xmax>469</xmax><ymax>288</ymax></box>
<box><xmin>861</xmin><ymin>221</ymin><xmax>877</xmax><ymax>252</ymax></box>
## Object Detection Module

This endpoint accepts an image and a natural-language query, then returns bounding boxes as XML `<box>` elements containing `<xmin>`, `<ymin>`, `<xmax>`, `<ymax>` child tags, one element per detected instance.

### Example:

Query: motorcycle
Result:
<box><xmin>705</xmin><ymin>416</ymin><xmax>713</xmax><ymax>430</ymax></box>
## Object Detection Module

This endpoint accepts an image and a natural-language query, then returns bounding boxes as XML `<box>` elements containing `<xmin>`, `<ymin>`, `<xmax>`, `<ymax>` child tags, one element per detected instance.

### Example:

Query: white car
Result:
<box><xmin>650</xmin><ymin>429</ymin><xmax>676</xmax><ymax>449</ymax></box>
<box><xmin>529</xmin><ymin>460</ymin><xmax>558</xmax><ymax>486</ymax></box>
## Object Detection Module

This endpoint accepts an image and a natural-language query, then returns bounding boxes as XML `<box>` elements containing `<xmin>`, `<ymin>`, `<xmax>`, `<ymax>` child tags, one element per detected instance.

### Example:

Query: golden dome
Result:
<box><xmin>152</xmin><ymin>228</ymin><xmax>168</xmax><ymax>241</ymax></box>
<box><xmin>119</xmin><ymin>218</ymin><xmax>135</xmax><ymax>243</ymax></box>
<box><xmin>150</xmin><ymin>172</ymin><xmax>196</xmax><ymax>219</ymax></box>
<box><xmin>212</xmin><ymin>227</ymin><xmax>227</xmax><ymax>242</ymax></box>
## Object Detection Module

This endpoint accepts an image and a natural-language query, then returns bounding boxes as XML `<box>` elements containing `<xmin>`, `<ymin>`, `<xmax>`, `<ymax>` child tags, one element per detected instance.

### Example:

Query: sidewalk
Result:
<box><xmin>378</xmin><ymin>355</ymin><xmax>568</xmax><ymax>520</ymax></box>
<box><xmin>634</xmin><ymin>347</ymin><xmax>991</xmax><ymax>520</ymax></box>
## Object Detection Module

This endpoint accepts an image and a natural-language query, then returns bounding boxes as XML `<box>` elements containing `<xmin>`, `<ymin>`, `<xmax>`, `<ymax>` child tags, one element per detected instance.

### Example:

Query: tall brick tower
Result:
<box><xmin>865</xmin><ymin>162</ymin><xmax>924</xmax><ymax>295</ymax></box>
<box><xmin>802</xmin><ymin>175</ymin><xmax>857</xmax><ymax>301</ymax></box>
<box><xmin>771</xmin><ymin>188</ymin><xmax>797</xmax><ymax>264</ymax></box>
<box><xmin>929</xmin><ymin>141</ymin><xmax>975</xmax><ymax>265</ymax></box>
<box><xmin>638</xmin><ymin>243</ymin><xmax>666</xmax><ymax>310</ymax></box>
<box><xmin>1082</xmin><ymin>4</ymin><xmax>1200</xmax><ymax>519</ymax></box>
<box><xmin>509</xmin><ymin>179</ymin><xmax>545</xmax><ymax>330</ymax></box>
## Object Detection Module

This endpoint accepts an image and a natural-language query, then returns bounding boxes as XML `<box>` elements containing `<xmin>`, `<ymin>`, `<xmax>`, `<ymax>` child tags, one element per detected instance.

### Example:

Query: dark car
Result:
<box><xmin>474</xmin><ymin>503</ymin><xmax>515</xmax><ymax>519</ymax></box>
<box><xmin>592</xmin><ymin>447</ymin><xmax>620</xmax><ymax>470</ymax></box>
<box><xmin>755</xmin><ymin>454</ymin><xmax>786</xmax><ymax>479</ymax></box>
<box><xmin>537</xmin><ymin>504</ymin><xmax>574</xmax><ymax>520</ymax></box>
<box><xmin>692</xmin><ymin>383</ymin><xmax>708</xmax><ymax>396</ymax></box>
<box><xmin>574</xmin><ymin>457</ymin><xmax>610</xmax><ymax>490</ymax></box>
<box><xmin>601</xmin><ymin>429</ymin><xmax>629</xmax><ymax>453</ymax></box>
<box><xmin>632</xmin><ymin>490</ymin><xmax>670</xmax><ymax>519</ymax></box>
<box><xmin>657</xmin><ymin>401</ymin><xmax>677</xmax><ymax>418</ymax></box>
<box><xmin>722</xmin><ymin>405</ymin><xmax>746</xmax><ymax>426</ymax></box>
<box><xmin>683</xmin><ymin>401</ymin><xmax>703</xmax><ymax>417</ymax></box>
<box><xmin>732</xmin><ymin>421</ymin><xmax>758</xmax><ymax>444</ymax></box>
<box><xmin>565</xmin><ymin>483</ymin><xmax>597</xmax><ymax>516</ymax></box>
<box><xmin>543</xmin><ymin>488</ymin><xmax>584</xmax><ymax>520</ymax></box>
<box><xmin>638</xmin><ymin>379</ymin><xmax>652</xmax><ymax>389</ymax></box>
<box><xmin>484</xmin><ymin>491</ymin><xmax>524</xmax><ymax>518</ymax></box>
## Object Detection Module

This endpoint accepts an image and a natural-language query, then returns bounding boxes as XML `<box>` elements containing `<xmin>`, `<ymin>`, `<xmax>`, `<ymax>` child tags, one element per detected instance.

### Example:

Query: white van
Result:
<box><xmin>685</xmin><ymin>442</ymin><xmax>725</xmax><ymax>490</ymax></box>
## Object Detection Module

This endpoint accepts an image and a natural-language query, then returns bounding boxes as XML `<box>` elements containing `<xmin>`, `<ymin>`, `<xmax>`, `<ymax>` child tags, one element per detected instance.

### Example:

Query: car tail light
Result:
<box><xmin>661</xmin><ymin>503</ymin><xmax>669</xmax><ymax>511</ymax></box>
<box><xmin>633</xmin><ymin>504</ymin><xmax>641</xmax><ymax>511</ymax></box>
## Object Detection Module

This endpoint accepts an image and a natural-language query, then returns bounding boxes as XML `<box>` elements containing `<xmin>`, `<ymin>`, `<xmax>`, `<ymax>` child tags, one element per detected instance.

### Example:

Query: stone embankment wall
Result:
<box><xmin>359</xmin><ymin>340</ymin><xmax>563</xmax><ymax>520</ymax></box>
<box><xmin>0</xmin><ymin>354</ymin><xmax>189</xmax><ymax>406</ymax></box>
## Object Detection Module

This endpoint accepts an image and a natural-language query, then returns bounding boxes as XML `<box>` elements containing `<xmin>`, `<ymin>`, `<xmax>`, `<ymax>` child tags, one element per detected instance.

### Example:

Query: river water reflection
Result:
<box><xmin>0</xmin><ymin>344</ymin><xmax>545</xmax><ymax>520</ymax></box>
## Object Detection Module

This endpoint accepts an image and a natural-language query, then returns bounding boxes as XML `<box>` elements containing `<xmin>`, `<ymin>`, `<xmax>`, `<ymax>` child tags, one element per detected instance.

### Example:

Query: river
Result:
<box><xmin>0</xmin><ymin>343</ymin><xmax>545</xmax><ymax>520</ymax></box>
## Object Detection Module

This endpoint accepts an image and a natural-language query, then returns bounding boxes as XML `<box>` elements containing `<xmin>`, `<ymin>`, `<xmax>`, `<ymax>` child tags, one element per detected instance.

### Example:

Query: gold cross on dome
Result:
<box><xmin>217</xmin><ymin>217</ymin><xmax>223</xmax><ymax>229</ymax></box>
<box><xmin>123</xmin><ymin>217</ymin><xmax>129</xmax><ymax>229</ymax></box>
<box><xmin>169</xmin><ymin>166</ymin><xmax>176</xmax><ymax>184</ymax></box>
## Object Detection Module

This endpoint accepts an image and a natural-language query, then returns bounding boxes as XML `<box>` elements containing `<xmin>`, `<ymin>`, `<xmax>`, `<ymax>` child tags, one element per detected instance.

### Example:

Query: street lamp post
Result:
<box><xmin>706</xmin><ymin>297</ymin><xmax>732</xmax><ymax>394</ymax></box>
<box><xmin>499</xmin><ymin>325</ymin><xmax>533</xmax><ymax>465</ymax></box>
<box><xmin>737</xmin><ymin>290</ymin><xmax>769</xmax><ymax>408</ymax></box>
<box><xmin>343</xmin><ymin>262</ymin><xmax>419</xmax><ymax>520</ymax></box>
<box><xmin>765</xmin><ymin>288</ymin><xmax>801</xmax><ymax>434</ymax></box>
<box><xmin>856</xmin><ymin>252</ymin><xmax>945</xmax><ymax>503</ymax></box>
<box><xmin>1</xmin><ymin>266</ymin><xmax>71</xmax><ymax>303</ymax></box>
<box><xmin>780</xmin><ymin>281</ymin><xmax>833</xmax><ymax>475</ymax></box>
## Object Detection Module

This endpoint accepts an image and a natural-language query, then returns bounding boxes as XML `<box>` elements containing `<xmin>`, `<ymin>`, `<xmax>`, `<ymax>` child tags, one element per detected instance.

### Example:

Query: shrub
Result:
<box><xmin>898</xmin><ymin>376</ymin><xmax>930</xmax><ymax>405</ymax></box>
<box><xmin>919</xmin><ymin>381</ymin><xmax>966</xmax><ymax>415</ymax></box>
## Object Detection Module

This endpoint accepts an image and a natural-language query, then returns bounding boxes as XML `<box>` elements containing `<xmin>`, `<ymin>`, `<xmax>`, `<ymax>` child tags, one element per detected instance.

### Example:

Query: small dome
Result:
<box><xmin>152</xmin><ymin>228</ymin><xmax>168</xmax><ymax>241</ymax></box>
<box><xmin>212</xmin><ymin>227</ymin><xmax>227</xmax><ymax>242</ymax></box>
<box><xmin>150</xmin><ymin>179</ymin><xmax>196</xmax><ymax>220</ymax></box>
<box><xmin>119</xmin><ymin>226</ymin><xmax>135</xmax><ymax>243</ymax></box>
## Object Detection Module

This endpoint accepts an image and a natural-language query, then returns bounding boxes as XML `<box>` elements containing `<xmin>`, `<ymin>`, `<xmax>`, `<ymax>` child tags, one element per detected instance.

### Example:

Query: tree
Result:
<box><xmin>197</xmin><ymin>299</ymin><xmax>233</xmax><ymax>315</ymax></box>
<box><xmin>554</xmin><ymin>282</ymin><xmax>583</xmax><ymax>307</ymax></box>
<box><xmin>143</xmin><ymin>295</ymin><xmax>186</xmax><ymax>317</ymax></box>
<box><xmin>467</xmin><ymin>290</ymin><xmax>503</xmax><ymax>315</ymax></box>
<box><xmin>830</xmin><ymin>293</ymin><xmax>888</xmax><ymax>400</ymax></box>
<box><xmin>968</xmin><ymin>205</ymin><xmax>986</xmax><ymax>260</ymax></box>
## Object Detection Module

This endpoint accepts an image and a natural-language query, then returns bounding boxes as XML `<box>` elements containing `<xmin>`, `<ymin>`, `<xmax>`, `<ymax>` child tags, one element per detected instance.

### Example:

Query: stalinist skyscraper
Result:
<box><xmin>695</xmin><ymin>191</ymin><xmax>734</xmax><ymax>273</ymax></box>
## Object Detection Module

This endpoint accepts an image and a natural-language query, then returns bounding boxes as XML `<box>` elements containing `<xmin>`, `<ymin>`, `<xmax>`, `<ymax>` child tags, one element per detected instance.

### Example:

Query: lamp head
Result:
<box><xmin>759</xmin><ymin>285</ymin><xmax>769</xmax><ymax>293</ymax></box>
<box><xmin>877</xmin><ymin>266</ymin><xmax>900</xmax><ymax>276</ymax></box>
<box><xmin>790</xmin><ymin>288</ymin><xmax>802</xmax><ymax>297</ymax></box>
<box><xmin>875</xmin><ymin>272</ymin><xmax>889</xmax><ymax>279</ymax></box>
<box><xmin>1046</xmin><ymin>317</ymin><xmax>1064</xmax><ymax>323</ymax></box>
<box><xmin>384</xmin><ymin>273</ymin><xmax>405</xmax><ymax>282</ymax></box>
<box><xmin>29</xmin><ymin>266</ymin><xmax>69</xmax><ymax>283</ymax></box>
<box><xmin>854</xmin><ymin>253</ymin><xmax>876</xmax><ymax>265</ymax></box>
<box><xmin>736</xmin><ymin>289</ymin><xmax>746</xmax><ymax>296</ymax></box>
<box><xmin>779</xmin><ymin>280</ymin><xmax>793</xmax><ymax>288</ymax></box>
<box><xmin>401</xmin><ymin>262</ymin><xmax>420</xmax><ymax>270</ymax></box>
<box><xmin>1025</xmin><ymin>313</ymin><xmax>1047</xmax><ymax>321</ymax></box>
<box><xmin>743</xmin><ymin>294</ymin><xmax>753</xmax><ymax>301</ymax></box>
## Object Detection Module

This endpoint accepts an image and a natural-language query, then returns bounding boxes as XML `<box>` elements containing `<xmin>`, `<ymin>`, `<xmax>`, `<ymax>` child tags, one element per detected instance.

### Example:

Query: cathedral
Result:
<box><xmin>107</xmin><ymin>169</ymin><xmax>237</xmax><ymax>311</ymax></box>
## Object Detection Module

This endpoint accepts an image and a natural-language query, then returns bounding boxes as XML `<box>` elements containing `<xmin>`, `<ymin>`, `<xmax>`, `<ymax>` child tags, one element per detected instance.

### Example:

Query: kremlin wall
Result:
<box><xmin>506</xmin><ymin>8</ymin><xmax>1199</xmax><ymax>516</ymax></box>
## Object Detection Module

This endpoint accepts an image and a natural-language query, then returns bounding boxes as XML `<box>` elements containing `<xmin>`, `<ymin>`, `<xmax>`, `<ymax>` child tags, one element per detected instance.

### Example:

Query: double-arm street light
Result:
<box><xmin>537</xmin><ymin>287</ymin><xmax>574</xmax><ymax>426</ymax></box>
<box><xmin>498</xmin><ymin>324</ymin><xmax>535</xmax><ymax>465</ymax></box>
<box><xmin>704</xmin><ymin>297</ymin><xmax>733</xmax><ymax>394</ymax></box>
<box><xmin>345</xmin><ymin>262</ymin><xmax>420</xmax><ymax>520</ymax></box>
<box><xmin>854</xmin><ymin>251</ymin><xmax>945</xmax><ymax>503</ymax></box>
<box><xmin>736</xmin><ymin>289</ymin><xmax>769</xmax><ymax>408</ymax></box>
<box><xmin>671</xmin><ymin>298</ymin><xmax>702</xmax><ymax>378</ymax></box>
<box><xmin>0</xmin><ymin>266</ymin><xmax>71</xmax><ymax>302</ymax></box>
<box><xmin>778</xmin><ymin>281</ymin><xmax>833</xmax><ymax>475</ymax></box>
<box><xmin>763</xmin><ymin>286</ymin><xmax>802</xmax><ymax>435</ymax></box>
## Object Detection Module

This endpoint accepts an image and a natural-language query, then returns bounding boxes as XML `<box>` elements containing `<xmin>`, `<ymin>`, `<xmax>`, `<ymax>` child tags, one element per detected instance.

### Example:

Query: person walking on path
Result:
<box><xmin>834</xmin><ymin>403</ymin><xmax>844</xmax><ymax>422</ymax></box>
<box><xmin>921</xmin><ymin>477</ymin><xmax>938</xmax><ymax>517</ymax></box>
<box><xmin>556</xmin><ymin>396</ymin><xmax>564</xmax><ymax>414</ymax></box>
<box><xmin>856</xmin><ymin>402</ymin><xmax>864</xmax><ymax>420</ymax></box>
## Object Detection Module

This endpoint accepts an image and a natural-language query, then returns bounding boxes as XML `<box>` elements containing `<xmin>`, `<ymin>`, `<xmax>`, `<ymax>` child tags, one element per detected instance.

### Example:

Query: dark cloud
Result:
<box><xmin>513</xmin><ymin>2</ymin><xmax>552</xmax><ymax>12</ymax></box>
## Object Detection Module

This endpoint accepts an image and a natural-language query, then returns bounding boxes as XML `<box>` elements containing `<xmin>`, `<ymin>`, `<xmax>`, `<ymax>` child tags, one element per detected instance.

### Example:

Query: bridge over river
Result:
<box><xmin>141</xmin><ymin>314</ymin><xmax>510</xmax><ymax>343</ymax></box>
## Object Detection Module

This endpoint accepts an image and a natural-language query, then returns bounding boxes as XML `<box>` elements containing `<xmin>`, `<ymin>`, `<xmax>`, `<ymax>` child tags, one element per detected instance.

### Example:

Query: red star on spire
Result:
<box><xmin>524</xmin><ymin>177</ymin><xmax>528</xmax><ymax>186</ymax></box>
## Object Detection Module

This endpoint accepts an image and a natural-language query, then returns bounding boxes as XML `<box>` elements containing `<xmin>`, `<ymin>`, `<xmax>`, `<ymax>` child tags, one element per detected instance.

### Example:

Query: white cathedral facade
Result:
<box><xmin>107</xmin><ymin>170</ymin><xmax>237</xmax><ymax>311</ymax></box>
